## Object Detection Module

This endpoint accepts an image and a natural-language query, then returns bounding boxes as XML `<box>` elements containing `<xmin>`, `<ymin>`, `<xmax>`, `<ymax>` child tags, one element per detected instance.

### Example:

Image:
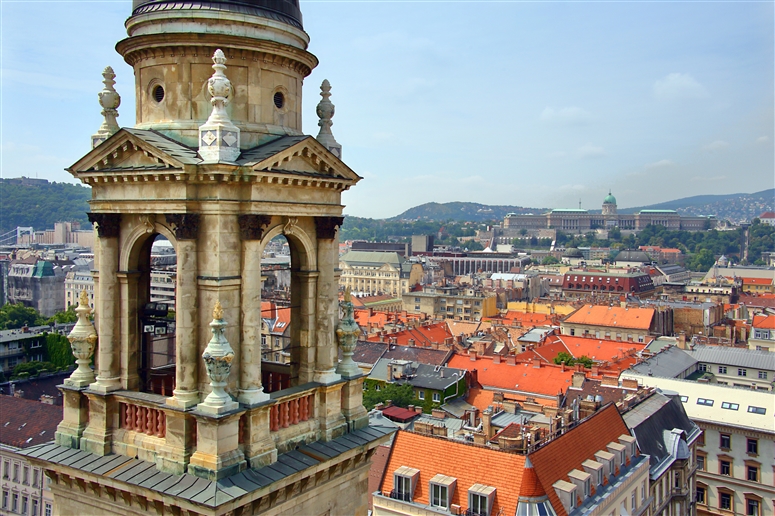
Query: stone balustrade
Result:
<box><xmin>269</xmin><ymin>392</ymin><xmax>314</xmax><ymax>432</ymax></box>
<box><xmin>119</xmin><ymin>401</ymin><xmax>166</xmax><ymax>438</ymax></box>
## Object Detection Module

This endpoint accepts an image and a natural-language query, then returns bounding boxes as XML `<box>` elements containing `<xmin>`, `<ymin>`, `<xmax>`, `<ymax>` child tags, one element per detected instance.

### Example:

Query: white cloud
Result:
<box><xmin>703</xmin><ymin>140</ymin><xmax>729</xmax><ymax>152</ymax></box>
<box><xmin>539</xmin><ymin>106</ymin><xmax>591</xmax><ymax>125</ymax></box>
<box><xmin>756</xmin><ymin>136</ymin><xmax>769</xmax><ymax>144</ymax></box>
<box><xmin>653</xmin><ymin>73</ymin><xmax>709</xmax><ymax>101</ymax></box>
<box><xmin>644</xmin><ymin>159</ymin><xmax>675</xmax><ymax>169</ymax></box>
<box><xmin>578</xmin><ymin>144</ymin><xmax>606</xmax><ymax>159</ymax></box>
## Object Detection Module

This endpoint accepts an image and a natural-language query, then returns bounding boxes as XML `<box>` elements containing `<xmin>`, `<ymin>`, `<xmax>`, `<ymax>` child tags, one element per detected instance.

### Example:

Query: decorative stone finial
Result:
<box><xmin>335</xmin><ymin>288</ymin><xmax>361</xmax><ymax>377</ymax></box>
<box><xmin>91</xmin><ymin>66</ymin><xmax>121</xmax><ymax>148</ymax></box>
<box><xmin>64</xmin><ymin>290</ymin><xmax>97</xmax><ymax>388</ymax></box>
<box><xmin>315</xmin><ymin>79</ymin><xmax>342</xmax><ymax>158</ymax></box>
<box><xmin>199</xmin><ymin>301</ymin><xmax>238</xmax><ymax>414</ymax></box>
<box><xmin>198</xmin><ymin>49</ymin><xmax>241</xmax><ymax>163</ymax></box>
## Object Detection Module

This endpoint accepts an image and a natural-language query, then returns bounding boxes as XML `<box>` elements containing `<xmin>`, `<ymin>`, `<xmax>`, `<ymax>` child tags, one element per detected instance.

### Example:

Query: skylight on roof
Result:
<box><xmin>696</xmin><ymin>398</ymin><xmax>713</xmax><ymax>406</ymax></box>
<box><xmin>721</xmin><ymin>402</ymin><xmax>739</xmax><ymax>411</ymax></box>
<box><xmin>747</xmin><ymin>406</ymin><xmax>766</xmax><ymax>415</ymax></box>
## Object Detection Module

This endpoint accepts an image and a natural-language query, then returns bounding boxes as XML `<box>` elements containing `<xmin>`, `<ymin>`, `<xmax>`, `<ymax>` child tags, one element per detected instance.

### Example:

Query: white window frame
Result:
<box><xmin>432</xmin><ymin>392</ymin><xmax>441</xmax><ymax>403</ymax></box>
<box><xmin>418</xmin><ymin>391</ymin><xmax>425</xmax><ymax>400</ymax></box>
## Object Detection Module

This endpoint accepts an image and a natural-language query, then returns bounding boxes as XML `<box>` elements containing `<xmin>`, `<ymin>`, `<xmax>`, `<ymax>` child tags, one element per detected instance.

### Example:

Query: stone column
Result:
<box><xmin>87</xmin><ymin>213</ymin><xmax>121</xmax><ymax>393</ymax></box>
<box><xmin>313</xmin><ymin>216</ymin><xmax>344</xmax><ymax>384</ymax></box>
<box><xmin>118</xmin><ymin>270</ymin><xmax>141</xmax><ymax>390</ymax></box>
<box><xmin>166</xmin><ymin>214</ymin><xmax>200</xmax><ymax>409</ymax></box>
<box><xmin>294</xmin><ymin>270</ymin><xmax>318</xmax><ymax>385</ymax></box>
<box><xmin>237</xmin><ymin>215</ymin><xmax>271</xmax><ymax>405</ymax></box>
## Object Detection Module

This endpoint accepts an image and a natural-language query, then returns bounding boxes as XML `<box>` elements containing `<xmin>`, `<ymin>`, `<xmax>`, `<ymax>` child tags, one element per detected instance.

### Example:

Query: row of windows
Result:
<box><xmin>1</xmin><ymin>462</ymin><xmax>41</xmax><ymax>488</ymax></box>
<box><xmin>696</xmin><ymin>486</ymin><xmax>762</xmax><ymax>515</ymax></box>
<box><xmin>689</xmin><ymin>397</ymin><xmax>767</xmax><ymax>414</ymax></box>
<box><xmin>0</xmin><ymin>490</ymin><xmax>51</xmax><ymax>516</ymax></box>
<box><xmin>698</xmin><ymin>363</ymin><xmax>769</xmax><ymax>379</ymax></box>
<box><xmin>393</xmin><ymin>473</ymin><xmax>494</xmax><ymax>516</ymax></box>
<box><xmin>698</xmin><ymin>455</ymin><xmax>762</xmax><ymax>481</ymax></box>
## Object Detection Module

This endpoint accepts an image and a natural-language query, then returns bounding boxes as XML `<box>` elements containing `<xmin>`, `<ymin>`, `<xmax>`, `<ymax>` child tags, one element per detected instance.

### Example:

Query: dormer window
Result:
<box><xmin>429</xmin><ymin>474</ymin><xmax>456</xmax><ymax>510</ymax></box>
<box><xmin>468</xmin><ymin>484</ymin><xmax>496</xmax><ymax>516</ymax></box>
<box><xmin>392</xmin><ymin>466</ymin><xmax>419</xmax><ymax>502</ymax></box>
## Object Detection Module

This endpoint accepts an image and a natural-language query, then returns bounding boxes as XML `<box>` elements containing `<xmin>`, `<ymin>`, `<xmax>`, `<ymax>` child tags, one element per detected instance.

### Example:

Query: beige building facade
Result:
<box><xmin>339</xmin><ymin>251</ymin><xmax>423</xmax><ymax>296</ymax></box>
<box><xmin>403</xmin><ymin>286</ymin><xmax>497</xmax><ymax>322</ymax></box>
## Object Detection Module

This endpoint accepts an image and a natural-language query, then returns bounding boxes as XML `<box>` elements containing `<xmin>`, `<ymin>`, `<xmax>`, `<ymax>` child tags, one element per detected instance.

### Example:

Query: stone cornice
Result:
<box><xmin>78</xmin><ymin>168</ymin><xmax>354</xmax><ymax>192</ymax></box>
<box><xmin>116</xmin><ymin>35</ymin><xmax>318</xmax><ymax>77</ymax></box>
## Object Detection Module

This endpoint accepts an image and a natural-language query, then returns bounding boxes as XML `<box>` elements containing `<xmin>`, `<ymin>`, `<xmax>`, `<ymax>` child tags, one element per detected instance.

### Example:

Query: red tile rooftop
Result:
<box><xmin>564</xmin><ymin>304</ymin><xmax>654</xmax><ymax>331</ymax></box>
<box><xmin>379</xmin><ymin>430</ymin><xmax>526</xmax><ymax>515</ymax></box>
<box><xmin>448</xmin><ymin>354</ymin><xmax>574</xmax><ymax>399</ymax></box>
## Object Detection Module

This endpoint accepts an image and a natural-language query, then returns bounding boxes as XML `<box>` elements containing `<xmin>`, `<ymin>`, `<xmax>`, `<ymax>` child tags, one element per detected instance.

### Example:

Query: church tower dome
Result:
<box><xmin>117</xmin><ymin>0</ymin><xmax>319</xmax><ymax>148</ymax></box>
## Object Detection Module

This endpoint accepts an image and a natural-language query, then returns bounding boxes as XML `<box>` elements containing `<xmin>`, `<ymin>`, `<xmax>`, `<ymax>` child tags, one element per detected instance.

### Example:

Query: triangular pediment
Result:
<box><xmin>68</xmin><ymin>128</ymin><xmax>199</xmax><ymax>175</ymax></box>
<box><xmin>240</xmin><ymin>136</ymin><xmax>361</xmax><ymax>183</ymax></box>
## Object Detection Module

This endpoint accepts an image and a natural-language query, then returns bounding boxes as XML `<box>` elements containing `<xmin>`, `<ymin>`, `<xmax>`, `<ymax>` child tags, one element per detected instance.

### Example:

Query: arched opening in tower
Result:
<box><xmin>137</xmin><ymin>234</ymin><xmax>177</xmax><ymax>395</ymax></box>
<box><xmin>260</xmin><ymin>234</ymin><xmax>293</xmax><ymax>392</ymax></box>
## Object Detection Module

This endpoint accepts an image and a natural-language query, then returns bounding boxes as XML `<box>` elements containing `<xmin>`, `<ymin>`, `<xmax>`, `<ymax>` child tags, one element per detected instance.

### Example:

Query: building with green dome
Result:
<box><xmin>498</xmin><ymin>191</ymin><xmax>714</xmax><ymax>236</ymax></box>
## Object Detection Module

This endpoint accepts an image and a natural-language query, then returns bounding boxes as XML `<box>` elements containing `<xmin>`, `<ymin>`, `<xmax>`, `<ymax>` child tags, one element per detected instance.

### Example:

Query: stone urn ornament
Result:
<box><xmin>200</xmin><ymin>301</ymin><xmax>238</xmax><ymax>414</ymax></box>
<box><xmin>64</xmin><ymin>291</ymin><xmax>98</xmax><ymax>388</ymax></box>
<box><xmin>336</xmin><ymin>287</ymin><xmax>362</xmax><ymax>377</ymax></box>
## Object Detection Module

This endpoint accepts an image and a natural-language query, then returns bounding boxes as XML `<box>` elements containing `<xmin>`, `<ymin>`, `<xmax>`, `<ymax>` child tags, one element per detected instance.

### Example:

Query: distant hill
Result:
<box><xmin>390</xmin><ymin>202</ymin><xmax>547</xmax><ymax>222</ymax></box>
<box><xmin>390</xmin><ymin>190</ymin><xmax>773</xmax><ymax>223</ymax></box>
<box><xmin>0</xmin><ymin>179</ymin><xmax>92</xmax><ymax>235</ymax></box>
<box><xmin>619</xmin><ymin>189</ymin><xmax>774</xmax><ymax>223</ymax></box>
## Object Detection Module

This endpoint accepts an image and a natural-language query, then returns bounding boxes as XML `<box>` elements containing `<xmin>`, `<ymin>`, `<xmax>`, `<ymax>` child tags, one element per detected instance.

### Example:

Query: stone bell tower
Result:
<box><xmin>24</xmin><ymin>2</ymin><xmax>392</xmax><ymax>515</ymax></box>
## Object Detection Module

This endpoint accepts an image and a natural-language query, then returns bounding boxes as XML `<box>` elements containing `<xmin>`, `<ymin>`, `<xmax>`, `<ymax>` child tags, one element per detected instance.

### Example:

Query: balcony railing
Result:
<box><xmin>463</xmin><ymin>509</ymin><xmax>487</xmax><ymax>516</ymax></box>
<box><xmin>269</xmin><ymin>392</ymin><xmax>314</xmax><ymax>432</ymax></box>
<box><xmin>389</xmin><ymin>490</ymin><xmax>412</xmax><ymax>502</ymax></box>
<box><xmin>119</xmin><ymin>401</ymin><xmax>166</xmax><ymax>438</ymax></box>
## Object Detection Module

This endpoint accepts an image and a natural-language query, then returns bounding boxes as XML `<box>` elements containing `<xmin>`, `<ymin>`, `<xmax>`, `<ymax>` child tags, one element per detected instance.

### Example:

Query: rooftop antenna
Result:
<box><xmin>579</xmin><ymin>199</ymin><xmax>582</xmax><ymax>209</ymax></box>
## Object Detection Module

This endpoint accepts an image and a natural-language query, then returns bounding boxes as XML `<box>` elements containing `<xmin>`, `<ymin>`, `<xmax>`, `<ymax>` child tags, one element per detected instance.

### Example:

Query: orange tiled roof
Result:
<box><xmin>366</xmin><ymin>322</ymin><xmax>453</xmax><ymax>347</ymax></box>
<box><xmin>270</xmin><ymin>307</ymin><xmax>291</xmax><ymax>334</ymax></box>
<box><xmin>446</xmin><ymin>320</ymin><xmax>492</xmax><ymax>338</ymax></box>
<box><xmin>753</xmin><ymin>314</ymin><xmax>775</xmax><ymax>329</ymax></box>
<box><xmin>448</xmin><ymin>354</ymin><xmax>574</xmax><ymax>398</ymax></box>
<box><xmin>530</xmin><ymin>404</ymin><xmax>630</xmax><ymax>516</ymax></box>
<box><xmin>563</xmin><ymin>305</ymin><xmax>654</xmax><ymax>331</ymax></box>
<box><xmin>519</xmin><ymin>457</ymin><xmax>548</xmax><ymax>498</ymax></box>
<box><xmin>379</xmin><ymin>430</ymin><xmax>526</xmax><ymax>515</ymax></box>
<box><xmin>466</xmin><ymin>387</ymin><xmax>495</xmax><ymax>412</ymax></box>
<box><xmin>743</xmin><ymin>277</ymin><xmax>774</xmax><ymax>285</ymax></box>
<box><xmin>547</xmin><ymin>335</ymin><xmax>647</xmax><ymax>364</ymax></box>
<box><xmin>485</xmin><ymin>311</ymin><xmax>556</xmax><ymax>328</ymax></box>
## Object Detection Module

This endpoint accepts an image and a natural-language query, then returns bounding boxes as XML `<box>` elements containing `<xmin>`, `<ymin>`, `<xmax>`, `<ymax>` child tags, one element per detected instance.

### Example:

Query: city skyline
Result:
<box><xmin>1</xmin><ymin>1</ymin><xmax>772</xmax><ymax>218</ymax></box>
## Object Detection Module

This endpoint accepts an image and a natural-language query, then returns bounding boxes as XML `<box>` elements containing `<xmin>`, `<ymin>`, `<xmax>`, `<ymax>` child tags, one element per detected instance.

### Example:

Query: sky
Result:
<box><xmin>1</xmin><ymin>1</ymin><xmax>773</xmax><ymax>219</ymax></box>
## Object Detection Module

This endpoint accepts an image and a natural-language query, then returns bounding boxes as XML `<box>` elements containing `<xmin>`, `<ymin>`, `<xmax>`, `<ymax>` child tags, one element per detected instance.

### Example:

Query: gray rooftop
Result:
<box><xmin>125</xmin><ymin>128</ymin><xmax>202</xmax><ymax>166</ymax></box>
<box><xmin>687</xmin><ymin>345</ymin><xmax>775</xmax><ymax>371</ymax></box>
<box><xmin>340</xmin><ymin>251</ymin><xmax>405</xmax><ymax>267</ymax></box>
<box><xmin>627</xmin><ymin>347</ymin><xmax>697</xmax><ymax>379</ymax></box>
<box><xmin>22</xmin><ymin>424</ymin><xmax>393</xmax><ymax>509</ymax></box>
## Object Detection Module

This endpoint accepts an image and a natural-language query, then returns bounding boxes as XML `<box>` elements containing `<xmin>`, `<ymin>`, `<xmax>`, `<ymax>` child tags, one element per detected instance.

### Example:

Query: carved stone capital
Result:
<box><xmin>87</xmin><ymin>213</ymin><xmax>120</xmax><ymax>239</ymax></box>
<box><xmin>166</xmin><ymin>214</ymin><xmax>200</xmax><ymax>240</ymax></box>
<box><xmin>315</xmin><ymin>216</ymin><xmax>344</xmax><ymax>240</ymax></box>
<box><xmin>238</xmin><ymin>214</ymin><xmax>272</xmax><ymax>241</ymax></box>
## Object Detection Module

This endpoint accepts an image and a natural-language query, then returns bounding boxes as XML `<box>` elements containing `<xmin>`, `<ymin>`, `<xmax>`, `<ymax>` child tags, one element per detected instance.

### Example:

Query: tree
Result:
<box><xmin>363</xmin><ymin>382</ymin><xmax>417</xmax><ymax>410</ymax></box>
<box><xmin>553</xmin><ymin>352</ymin><xmax>594</xmax><ymax>368</ymax></box>
<box><xmin>11</xmin><ymin>361</ymin><xmax>58</xmax><ymax>380</ymax></box>
<box><xmin>686</xmin><ymin>248</ymin><xmax>716</xmax><ymax>272</ymax></box>
<box><xmin>47</xmin><ymin>305</ymin><xmax>78</xmax><ymax>325</ymax></box>
<box><xmin>541</xmin><ymin>256</ymin><xmax>560</xmax><ymax>265</ymax></box>
<box><xmin>0</xmin><ymin>303</ymin><xmax>46</xmax><ymax>330</ymax></box>
<box><xmin>519</xmin><ymin>229</ymin><xmax>528</xmax><ymax>236</ymax></box>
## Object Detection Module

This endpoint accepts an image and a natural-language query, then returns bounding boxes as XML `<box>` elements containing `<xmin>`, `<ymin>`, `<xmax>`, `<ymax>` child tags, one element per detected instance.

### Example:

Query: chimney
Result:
<box><xmin>532</xmin><ymin>358</ymin><xmax>541</xmax><ymax>368</ymax></box>
<box><xmin>493</xmin><ymin>355</ymin><xmax>501</xmax><ymax>364</ymax></box>
<box><xmin>601</xmin><ymin>376</ymin><xmax>618</xmax><ymax>387</ymax></box>
<box><xmin>482</xmin><ymin>409</ymin><xmax>494</xmax><ymax>439</ymax></box>
<box><xmin>40</xmin><ymin>395</ymin><xmax>54</xmax><ymax>405</ymax></box>
<box><xmin>622</xmin><ymin>378</ymin><xmax>639</xmax><ymax>390</ymax></box>
<box><xmin>432</xmin><ymin>408</ymin><xmax>446</xmax><ymax>419</ymax></box>
<box><xmin>506</xmin><ymin>356</ymin><xmax>516</xmax><ymax>366</ymax></box>
<box><xmin>561</xmin><ymin>361</ymin><xmax>566</xmax><ymax>372</ymax></box>
<box><xmin>591</xmin><ymin>365</ymin><xmax>599</xmax><ymax>376</ymax></box>
<box><xmin>375</xmin><ymin>402</ymin><xmax>384</xmax><ymax>410</ymax></box>
<box><xmin>408</xmin><ymin>338</ymin><xmax>415</xmax><ymax>347</ymax></box>
<box><xmin>572</xmin><ymin>371</ymin><xmax>585</xmax><ymax>388</ymax></box>
<box><xmin>415</xmin><ymin>406</ymin><xmax>423</xmax><ymax>414</ymax></box>
<box><xmin>379</xmin><ymin>333</ymin><xmax>385</xmax><ymax>343</ymax></box>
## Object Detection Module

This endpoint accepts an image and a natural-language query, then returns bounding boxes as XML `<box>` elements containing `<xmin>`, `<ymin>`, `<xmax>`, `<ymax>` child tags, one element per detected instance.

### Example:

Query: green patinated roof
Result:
<box><xmin>603</xmin><ymin>193</ymin><xmax>617</xmax><ymax>205</ymax></box>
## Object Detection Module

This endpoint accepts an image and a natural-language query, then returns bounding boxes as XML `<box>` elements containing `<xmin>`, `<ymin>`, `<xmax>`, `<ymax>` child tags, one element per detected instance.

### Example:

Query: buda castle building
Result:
<box><xmin>499</xmin><ymin>192</ymin><xmax>714</xmax><ymax>235</ymax></box>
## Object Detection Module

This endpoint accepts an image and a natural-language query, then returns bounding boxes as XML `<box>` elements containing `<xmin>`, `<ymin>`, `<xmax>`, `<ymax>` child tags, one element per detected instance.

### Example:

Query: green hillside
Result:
<box><xmin>0</xmin><ymin>180</ymin><xmax>92</xmax><ymax>234</ymax></box>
